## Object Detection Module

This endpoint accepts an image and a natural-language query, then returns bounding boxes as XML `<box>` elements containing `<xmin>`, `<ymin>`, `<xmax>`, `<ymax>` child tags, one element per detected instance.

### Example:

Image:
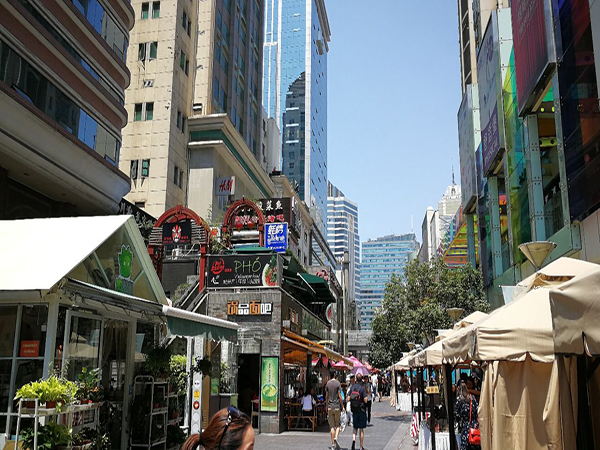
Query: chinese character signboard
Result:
<box><xmin>477</xmin><ymin>11</ymin><xmax>505</xmax><ymax>175</ymax></box>
<box><xmin>261</xmin><ymin>357</ymin><xmax>279</xmax><ymax>412</ymax></box>
<box><xmin>227</xmin><ymin>300</ymin><xmax>273</xmax><ymax>316</ymax></box>
<box><xmin>162</xmin><ymin>221</ymin><xmax>192</xmax><ymax>246</ymax></box>
<box><xmin>217</xmin><ymin>176</ymin><xmax>235</xmax><ymax>196</ymax></box>
<box><xmin>256</xmin><ymin>198</ymin><xmax>296</xmax><ymax>230</ymax></box>
<box><xmin>207</xmin><ymin>254</ymin><xmax>279</xmax><ymax>288</ymax></box>
<box><xmin>265</xmin><ymin>223</ymin><xmax>288</xmax><ymax>253</ymax></box>
<box><xmin>458</xmin><ymin>85</ymin><xmax>479</xmax><ymax>210</ymax></box>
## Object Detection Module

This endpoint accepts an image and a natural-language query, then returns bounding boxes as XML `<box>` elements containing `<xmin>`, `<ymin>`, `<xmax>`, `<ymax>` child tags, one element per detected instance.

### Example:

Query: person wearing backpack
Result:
<box><xmin>349</xmin><ymin>373</ymin><xmax>368</xmax><ymax>450</ymax></box>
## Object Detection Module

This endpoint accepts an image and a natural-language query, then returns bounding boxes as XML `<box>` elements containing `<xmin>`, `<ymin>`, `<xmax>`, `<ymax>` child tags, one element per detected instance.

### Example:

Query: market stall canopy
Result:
<box><xmin>516</xmin><ymin>257</ymin><xmax>598</xmax><ymax>291</ymax></box>
<box><xmin>550</xmin><ymin>264</ymin><xmax>600</xmax><ymax>355</ymax></box>
<box><xmin>0</xmin><ymin>215</ymin><xmax>165</xmax><ymax>302</ymax></box>
<box><xmin>454</xmin><ymin>311</ymin><xmax>488</xmax><ymax>330</ymax></box>
<box><xmin>0</xmin><ymin>216</ymin><xmax>238</xmax><ymax>341</ymax></box>
<box><xmin>395</xmin><ymin>350</ymin><xmax>417</xmax><ymax>370</ymax></box>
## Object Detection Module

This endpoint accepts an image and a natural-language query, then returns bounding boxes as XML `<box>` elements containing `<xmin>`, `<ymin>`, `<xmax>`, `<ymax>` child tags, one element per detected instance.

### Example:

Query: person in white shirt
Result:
<box><xmin>301</xmin><ymin>387</ymin><xmax>316</xmax><ymax>428</ymax></box>
<box><xmin>371</xmin><ymin>373</ymin><xmax>378</xmax><ymax>401</ymax></box>
<box><xmin>365</xmin><ymin>379</ymin><xmax>373</xmax><ymax>424</ymax></box>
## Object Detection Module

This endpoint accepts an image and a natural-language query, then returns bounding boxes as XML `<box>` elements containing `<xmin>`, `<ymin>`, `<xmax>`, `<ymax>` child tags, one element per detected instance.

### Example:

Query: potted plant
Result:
<box><xmin>76</xmin><ymin>367</ymin><xmax>103</xmax><ymax>404</ymax></box>
<box><xmin>194</xmin><ymin>356</ymin><xmax>212</xmax><ymax>377</ymax></box>
<box><xmin>72</xmin><ymin>428</ymin><xmax>94</xmax><ymax>450</ymax></box>
<box><xmin>169</xmin><ymin>354</ymin><xmax>188</xmax><ymax>396</ymax></box>
<box><xmin>39</xmin><ymin>376</ymin><xmax>75</xmax><ymax>409</ymax></box>
<box><xmin>143</xmin><ymin>346</ymin><xmax>172</xmax><ymax>380</ymax></box>
<box><xmin>14</xmin><ymin>381</ymin><xmax>41</xmax><ymax>408</ymax></box>
<box><xmin>21</xmin><ymin>422</ymin><xmax>71</xmax><ymax>450</ymax></box>
<box><xmin>166</xmin><ymin>424</ymin><xmax>186</xmax><ymax>448</ymax></box>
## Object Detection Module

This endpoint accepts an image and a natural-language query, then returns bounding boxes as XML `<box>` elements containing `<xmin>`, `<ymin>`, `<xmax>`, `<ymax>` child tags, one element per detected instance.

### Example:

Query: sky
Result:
<box><xmin>326</xmin><ymin>0</ymin><xmax>462</xmax><ymax>243</ymax></box>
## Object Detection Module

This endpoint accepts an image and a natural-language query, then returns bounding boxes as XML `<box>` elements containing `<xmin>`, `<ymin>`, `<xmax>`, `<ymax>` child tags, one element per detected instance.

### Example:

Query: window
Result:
<box><xmin>217</xmin><ymin>11</ymin><xmax>222</xmax><ymax>30</ymax></box>
<box><xmin>213</xmin><ymin>77</ymin><xmax>220</xmax><ymax>101</ymax></box>
<box><xmin>221</xmin><ymin>55</ymin><xmax>228</xmax><ymax>74</ymax></box>
<box><xmin>141</xmin><ymin>3</ymin><xmax>149</xmax><ymax>19</ymax></box>
<box><xmin>139</xmin><ymin>42</ymin><xmax>158</xmax><ymax>60</ymax></box>
<box><xmin>152</xmin><ymin>1</ymin><xmax>160</xmax><ymax>18</ymax></box>
<box><xmin>180</xmin><ymin>50</ymin><xmax>186</xmax><ymax>70</ymax></box>
<box><xmin>232</xmin><ymin>106</ymin><xmax>237</xmax><ymax>126</ymax></box>
<box><xmin>135</xmin><ymin>201</ymin><xmax>146</xmax><ymax>208</ymax></box>
<box><xmin>179</xmin><ymin>169</ymin><xmax>184</xmax><ymax>189</ymax></box>
<box><xmin>174</xmin><ymin>165</ymin><xmax>179</xmax><ymax>186</ymax></box>
<box><xmin>177</xmin><ymin>110</ymin><xmax>182</xmax><ymax>129</ymax></box>
<box><xmin>188</xmin><ymin>20</ymin><xmax>192</xmax><ymax>37</ymax></box>
<box><xmin>185</xmin><ymin>59</ymin><xmax>189</xmax><ymax>76</ymax></box>
<box><xmin>224</xmin><ymin>0</ymin><xmax>231</xmax><ymax>11</ymax></box>
<box><xmin>130</xmin><ymin>159</ymin><xmax>139</xmax><ymax>179</ymax></box>
<box><xmin>149</xmin><ymin>41</ymin><xmax>158</xmax><ymax>59</ymax></box>
<box><xmin>134</xmin><ymin>103</ymin><xmax>143</xmax><ymax>121</ymax></box>
<box><xmin>141</xmin><ymin>159</ymin><xmax>150</xmax><ymax>177</ymax></box>
<box><xmin>145</xmin><ymin>102</ymin><xmax>154</xmax><ymax>120</ymax></box>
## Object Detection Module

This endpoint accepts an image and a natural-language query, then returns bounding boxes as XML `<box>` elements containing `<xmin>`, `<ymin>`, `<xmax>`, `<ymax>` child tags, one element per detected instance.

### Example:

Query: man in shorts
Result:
<box><xmin>349</xmin><ymin>373</ymin><xmax>368</xmax><ymax>450</ymax></box>
<box><xmin>325</xmin><ymin>372</ymin><xmax>345</xmax><ymax>450</ymax></box>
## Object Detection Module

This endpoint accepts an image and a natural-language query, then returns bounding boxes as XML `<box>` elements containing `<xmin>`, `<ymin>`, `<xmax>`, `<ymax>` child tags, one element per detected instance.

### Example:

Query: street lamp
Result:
<box><xmin>407</xmin><ymin>342</ymin><xmax>415</xmax><ymax>351</ymax></box>
<box><xmin>518</xmin><ymin>241</ymin><xmax>557</xmax><ymax>271</ymax></box>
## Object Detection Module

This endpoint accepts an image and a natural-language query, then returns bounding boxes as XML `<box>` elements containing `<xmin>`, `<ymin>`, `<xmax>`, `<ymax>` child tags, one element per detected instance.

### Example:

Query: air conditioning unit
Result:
<box><xmin>192</xmin><ymin>103</ymin><xmax>203</xmax><ymax>114</ymax></box>
<box><xmin>143</xmin><ymin>79</ymin><xmax>154</xmax><ymax>88</ymax></box>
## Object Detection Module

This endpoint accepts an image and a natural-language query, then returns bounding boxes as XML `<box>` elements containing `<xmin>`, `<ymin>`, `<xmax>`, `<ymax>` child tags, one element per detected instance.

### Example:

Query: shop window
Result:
<box><xmin>0</xmin><ymin>306</ymin><xmax>18</xmax><ymax>357</ymax></box>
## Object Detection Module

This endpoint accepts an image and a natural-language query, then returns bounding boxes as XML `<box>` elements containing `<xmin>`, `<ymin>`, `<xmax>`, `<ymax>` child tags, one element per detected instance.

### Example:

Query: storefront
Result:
<box><xmin>0</xmin><ymin>215</ymin><xmax>237</xmax><ymax>449</ymax></box>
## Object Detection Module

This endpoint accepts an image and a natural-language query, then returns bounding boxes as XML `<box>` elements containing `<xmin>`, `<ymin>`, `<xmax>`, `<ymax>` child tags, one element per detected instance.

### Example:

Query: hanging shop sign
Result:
<box><xmin>162</xmin><ymin>221</ymin><xmax>192</xmax><ymax>246</ymax></box>
<box><xmin>477</xmin><ymin>11</ymin><xmax>506</xmax><ymax>175</ymax></box>
<box><xmin>265</xmin><ymin>223</ymin><xmax>288</xmax><ymax>253</ymax></box>
<box><xmin>458</xmin><ymin>85</ymin><xmax>479</xmax><ymax>210</ymax></box>
<box><xmin>20</xmin><ymin>340</ymin><xmax>40</xmax><ymax>357</ymax></box>
<box><xmin>511</xmin><ymin>0</ymin><xmax>555</xmax><ymax>115</ymax></box>
<box><xmin>227</xmin><ymin>300</ymin><xmax>273</xmax><ymax>316</ymax></box>
<box><xmin>257</xmin><ymin>198</ymin><xmax>296</xmax><ymax>230</ymax></box>
<box><xmin>302</xmin><ymin>310</ymin><xmax>328</xmax><ymax>341</ymax></box>
<box><xmin>207</xmin><ymin>254</ymin><xmax>279</xmax><ymax>288</ymax></box>
<box><xmin>118</xmin><ymin>199</ymin><xmax>157</xmax><ymax>229</ymax></box>
<box><xmin>325</xmin><ymin>304</ymin><xmax>333</xmax><ymax>324</ymax></box>
<box><xmin>216</xmin><ymin>176</ymin><xmax>236</xmax><ymax>196</ymax></box>
<box><xmin>261</xmin><ymin>357</ymin><xmax>279</xmax><ymax>412</ymax></box>
<box><xmin>115</xmin><ymin>245</ymin><xmax>134</xmax><ymax>295</ymax></box>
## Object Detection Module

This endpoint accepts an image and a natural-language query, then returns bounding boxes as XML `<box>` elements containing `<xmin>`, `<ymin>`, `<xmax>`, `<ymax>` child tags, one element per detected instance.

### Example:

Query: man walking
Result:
<box><xmin>325</xmin><ymin>372</ymin><xmax>345</xmax><ymax>450</ymax></box>
<box><xmin>349</xmin><ymin>373</ymin><xmax>368</xmax><ymax>450</ymax></box>
<box><xmin>346</xmin><ymin>375</ymin><xmax>355</xmax><ymax>427</ymax></box>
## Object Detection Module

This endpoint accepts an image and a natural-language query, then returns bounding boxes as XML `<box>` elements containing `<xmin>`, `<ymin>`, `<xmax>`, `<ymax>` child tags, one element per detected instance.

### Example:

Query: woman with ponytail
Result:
<box><xmin>182</xmin><ymin>406</ymin><xmax>255</xmax><ymax>450</ymax></box>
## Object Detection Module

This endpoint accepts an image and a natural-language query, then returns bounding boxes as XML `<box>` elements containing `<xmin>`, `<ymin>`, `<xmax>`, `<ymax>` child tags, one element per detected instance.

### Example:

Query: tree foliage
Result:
<box><xmin>368</xmin><ymin>258</ymin><xmax>488</xmax><ymax>369</ymax></box>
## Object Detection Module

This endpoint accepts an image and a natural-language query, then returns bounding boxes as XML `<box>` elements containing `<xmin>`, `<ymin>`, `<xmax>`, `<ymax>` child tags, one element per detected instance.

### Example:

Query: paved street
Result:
<box><xmin>255</xmin><ymin>398</ymin><xmax>415</xmax><ymax>450</ymax></box>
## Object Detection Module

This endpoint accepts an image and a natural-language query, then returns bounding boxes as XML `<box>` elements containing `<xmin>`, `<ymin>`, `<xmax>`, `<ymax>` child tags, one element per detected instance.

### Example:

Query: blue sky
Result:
<box><xmin>326</xmin><ymin>0</ymin><xmax>462</xmax><ymax>242</ymax></box>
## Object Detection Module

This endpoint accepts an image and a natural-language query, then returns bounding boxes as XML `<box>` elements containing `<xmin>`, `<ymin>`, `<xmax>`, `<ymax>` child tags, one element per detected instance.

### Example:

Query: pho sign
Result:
<box><xmin>265</xmin><ymin>223</ymin><xmax>288</xmax><ymax>253</ymax></box>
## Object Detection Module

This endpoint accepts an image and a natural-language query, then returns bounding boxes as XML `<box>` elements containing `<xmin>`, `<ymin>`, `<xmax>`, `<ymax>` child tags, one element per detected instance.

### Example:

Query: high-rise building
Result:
<box><xmin>0</xmin><ymin>0</ymin><xmax>133</xmax><ymax>218</ymax></box>
<box><xmin>262</xmin><ymin>0</ymin><xmax>330</xmax><ymax>232</ymax></box>
<box><xmin>360</xmin><ymin>233</ymin><xmax>420</xmax><ymax>330</ymax></box>
<box><xmin>327</xmin><ymin>182</ymin><xmax>360</xmax><ymax>305</ymax></box>
<box><xmin>121</xmin><ymin>0</ymin><xmax>277</xmax><ymax>219</ymax></box>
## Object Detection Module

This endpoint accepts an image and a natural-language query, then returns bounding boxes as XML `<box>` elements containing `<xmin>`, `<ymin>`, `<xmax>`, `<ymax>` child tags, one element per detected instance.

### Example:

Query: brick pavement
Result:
<box><xmin>254</xmin><ymin>398</ymin><xmax>416</xmax><ymax>450</ymax></box>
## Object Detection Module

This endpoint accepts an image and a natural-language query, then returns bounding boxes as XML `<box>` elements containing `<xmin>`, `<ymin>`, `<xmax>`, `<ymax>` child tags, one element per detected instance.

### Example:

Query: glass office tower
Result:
<box><xmin>360</xmin><ymin>233</ymin><xmax>419</xmax><ymax>330</ymax></box>
<box><xmin>263</xmin><ymin>0</ymin><xmax>330</xmax><ymax>232</ymax></box>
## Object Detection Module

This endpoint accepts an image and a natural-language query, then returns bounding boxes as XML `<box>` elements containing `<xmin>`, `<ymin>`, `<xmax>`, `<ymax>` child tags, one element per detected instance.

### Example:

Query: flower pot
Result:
<box><xmin>23</xmin><ymin>400</ymin><xmax>36</xmax><ymax>409</ymax></box>
<box><xmin>153</xmin><ymin>403</ymin><xmax>159</xmax><ymax>409</ymax></box>
<box><xmin>87</xmin><ymin>399</ymin><xmax>93</xmax><ymax>404</ymax></box>
<box><xmin>45</xmin><ymin>401</ymin><xmax>57</xmax><ymax>409</ymax></box>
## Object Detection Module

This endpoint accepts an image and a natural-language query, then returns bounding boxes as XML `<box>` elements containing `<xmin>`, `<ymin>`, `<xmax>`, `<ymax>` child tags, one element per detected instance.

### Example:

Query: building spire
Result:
<box><xmin>452</xmin><ymin>162</ymin><xmax>456</xmax><ymax>185</ymax></box>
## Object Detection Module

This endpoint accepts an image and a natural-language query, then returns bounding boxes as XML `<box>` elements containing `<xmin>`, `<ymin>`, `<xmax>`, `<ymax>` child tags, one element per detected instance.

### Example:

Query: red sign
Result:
<box><xmin>512</xmin><ymin>0</ymin><xmax>549</xmax><ymax>113</ymax></box>
<box><xmin>217</xmin><ymin>176</ymin><xmax>235</xmax><ymax>196</ymax></box>
<box><xmin>20</xmin><ymin>340</ymin><xmax>40</xmax><ymax>357</ymax></box>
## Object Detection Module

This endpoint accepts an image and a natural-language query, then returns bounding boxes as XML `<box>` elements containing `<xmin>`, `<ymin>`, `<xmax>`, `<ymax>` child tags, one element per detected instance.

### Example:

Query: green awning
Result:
<box><xmin>298</xmin><ymin>273</ymin><xmax>336</xmax><ymax>304</ymax></box>
<box><xmin>162</xmin><ymin>306</ymin><xmax>238</xmax><ymax>341</ymax></box>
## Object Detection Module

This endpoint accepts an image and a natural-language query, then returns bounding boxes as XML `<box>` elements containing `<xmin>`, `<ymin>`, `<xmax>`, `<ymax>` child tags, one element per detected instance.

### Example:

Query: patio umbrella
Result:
<box><xmin>351</xmin><ymin>365</ymin><xmax>370</xmax><ymax>376</ymax></box>
<box><xmin>332</xmin><ymin>360</ymin><xmax>349</xmax><ymax>371</ymax></box>
<box><xmin>364</xmin><ymin>362</ymin><xmax>374</xmax><ymax>371</ymax></box>
<box><xmin>348</xmin><ymin>356</ymin><xmax>363</xmax><ymax>367</ymax></box>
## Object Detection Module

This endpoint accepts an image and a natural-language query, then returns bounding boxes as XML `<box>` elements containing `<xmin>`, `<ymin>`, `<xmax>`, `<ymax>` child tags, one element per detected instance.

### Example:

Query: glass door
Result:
<box><xmin>62</xmin><ymin>311</ymin><xmax>103</xmax><ymax>380</ymax></box>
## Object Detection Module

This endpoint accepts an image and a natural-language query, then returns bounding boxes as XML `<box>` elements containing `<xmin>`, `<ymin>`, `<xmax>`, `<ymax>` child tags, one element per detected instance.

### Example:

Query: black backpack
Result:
<box><xmin>349</xmin><ymin>384</ymin><xmax>362</xmax><ymax>412</ymax></box>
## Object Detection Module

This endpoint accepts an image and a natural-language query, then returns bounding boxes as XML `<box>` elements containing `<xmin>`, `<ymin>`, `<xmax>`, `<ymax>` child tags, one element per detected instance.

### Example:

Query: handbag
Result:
<box><xmin>468</xmin><ymin>395</ymin><xmax>481</xmax><ymax>445</ymax></box>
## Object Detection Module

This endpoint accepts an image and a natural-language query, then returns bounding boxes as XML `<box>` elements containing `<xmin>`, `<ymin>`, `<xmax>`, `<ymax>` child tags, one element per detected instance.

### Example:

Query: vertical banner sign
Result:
<box><xmin>261</xmin><ymin>357</ymin><xmax>279</xmax><ymax>412</ymax></box>
<box><xmin>511</xmin><ymin>0</ymin><xmax>550</xmax><ymax>114</ymax></box>
<box><xmin>477</xmin><ymin>13</ymin><xmax>503</xmax><ymax>175</ymax></box>
<box><xmin>265</xmin><ymin>223</ymin><xmax>288</xmax><ymax>252</ymax></box>
<box><xmin>458</xmin><ymin>85</ymin><xmax>478</xmax><ymax>209</ymax></box>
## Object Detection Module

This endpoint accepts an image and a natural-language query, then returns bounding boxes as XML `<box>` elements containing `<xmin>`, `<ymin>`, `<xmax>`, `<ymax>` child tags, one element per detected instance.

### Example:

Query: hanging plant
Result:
<box><xmin>193</xmin><ymin>356</ymin><xmax>212</xmax><ymax>377</ymax></box>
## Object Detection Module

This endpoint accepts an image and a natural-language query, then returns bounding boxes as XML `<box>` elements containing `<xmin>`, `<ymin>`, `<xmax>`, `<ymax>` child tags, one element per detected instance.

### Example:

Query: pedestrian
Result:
<box><xmin>325</xmin><ymin>372</ymin><xmax>345</xmax><ymax>450</ymax></box>
<box><xmin>301</xmin><ymin>385</ymin><xmax>316</xmax><ymax>427</ymax></box>
<box><xmin>182</xmin><ymin>406</ymin><xmax>254</xmax><ymax>450</ymax></box>
<box><xmin>349</xmin><ymin>373</ymin><xmax>368</xmax><ymax>450</ymax></box>
<box><xmin>346</xmin><ymin>375</ymin><xmax>355</xmax><ymax>427</ymax></box>
<box><xmin>370</xmin><ymin>372</ymin><xmax>378</xmax><ymax>400</ymax></box>
<box><xmin>378</xmin><ymin>373</ymin><xmax>384</xmax><ymax>401</ymax></box>
<box><xmin>454</xmin><ymin>381</ymin><xmax>481</xmax><ymax>450</ymax></box>
<box><xmin>400</xmin><ymin>372</ymin><xmax>410</xmax><ymax>393</ymax></box>
<box><xmin>365</xmin><ymin>376</ymin><xmax>373</xmax><ymax>424</ymax></box>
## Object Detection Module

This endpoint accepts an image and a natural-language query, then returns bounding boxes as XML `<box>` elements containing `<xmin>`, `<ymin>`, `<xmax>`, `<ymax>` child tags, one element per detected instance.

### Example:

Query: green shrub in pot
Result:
<box><xmin>20</xmin><ymin>422</ymin><xmax>71</xmax><ymax>450</ymax></box>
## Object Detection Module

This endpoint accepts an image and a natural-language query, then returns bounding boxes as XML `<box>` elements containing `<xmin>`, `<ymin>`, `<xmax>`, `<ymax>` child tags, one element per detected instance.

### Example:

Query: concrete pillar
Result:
<box><xmin>466</xmin><ymin>214</ymin><xmax>476</xmax><ymax>268</ymax></box>
<box><xmin>488</xmin><ymin>177</ymin><xmax>504</xmax><ymax>278</ymax></box>
<box><xmin>552</xmin><ymin>73</ymin><xmax>572</xmax><ymax>229</ymax></box>
<box><xmin>524</xmin><ymin>114</ymin><xmax>547</xmax><ymax>241</ymax></box>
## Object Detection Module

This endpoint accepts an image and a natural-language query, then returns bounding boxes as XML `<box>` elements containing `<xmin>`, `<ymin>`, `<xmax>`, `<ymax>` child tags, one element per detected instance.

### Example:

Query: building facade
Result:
<box><xmin>121</xmin><ymin>0</ymin><xmax>274</xmax><ymax>220</ymax></box>
<box><xmin>0</xmin><ymin>0</ymin><xmax>133</xmax><ymax>219</ymax></box>
<box><xmin>262</xmin><ymin>0</ymin><xmax>330</xmax><ymax>232</ymax></box>
<box><xmin>456</xmin><ymin>0</ymin><xmax>600</xmax><ymax>308</ymax></box>
<box><xmin>359</xmin><ymin>233</ymin><xmax>419</xmax><ymax>330</ymax></box>
<box><xmin>327</xmin><ymin>181</ymin><xmax>361</xmax><ymax>307</ymax></box>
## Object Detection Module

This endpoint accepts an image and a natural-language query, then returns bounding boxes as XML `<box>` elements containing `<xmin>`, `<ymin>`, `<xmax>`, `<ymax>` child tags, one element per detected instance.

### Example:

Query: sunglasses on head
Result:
<box><xmin>218</xmin><ymin>406</ymin><xmax>242</xmax><ymax>449</ymax></box>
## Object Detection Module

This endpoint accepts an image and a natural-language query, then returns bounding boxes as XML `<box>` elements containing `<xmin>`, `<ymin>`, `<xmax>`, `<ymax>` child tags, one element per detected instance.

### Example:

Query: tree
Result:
<box><xmin>368</xmin><ymin>258</ymin><xmax>488</xmax><ymax>369</ymax></box>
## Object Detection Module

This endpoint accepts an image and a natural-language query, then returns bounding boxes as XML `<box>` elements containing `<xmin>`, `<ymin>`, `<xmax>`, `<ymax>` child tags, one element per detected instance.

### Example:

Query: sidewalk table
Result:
<box><xmin>418</xmin><ymin>425</ymin><xmax>451</xmax><ymax>450</ymax></box>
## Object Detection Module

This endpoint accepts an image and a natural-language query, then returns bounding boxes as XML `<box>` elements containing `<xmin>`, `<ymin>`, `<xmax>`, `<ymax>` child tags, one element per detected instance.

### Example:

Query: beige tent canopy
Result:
<box><xmin>395</xmin><ymin>349</ymin><xmax>417</xmax><ymax>370</ymax></box>
<box><xmin>550</xmin><ymin>266</ymin><xmax>600</xmax><ymax>356</ymax></box>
